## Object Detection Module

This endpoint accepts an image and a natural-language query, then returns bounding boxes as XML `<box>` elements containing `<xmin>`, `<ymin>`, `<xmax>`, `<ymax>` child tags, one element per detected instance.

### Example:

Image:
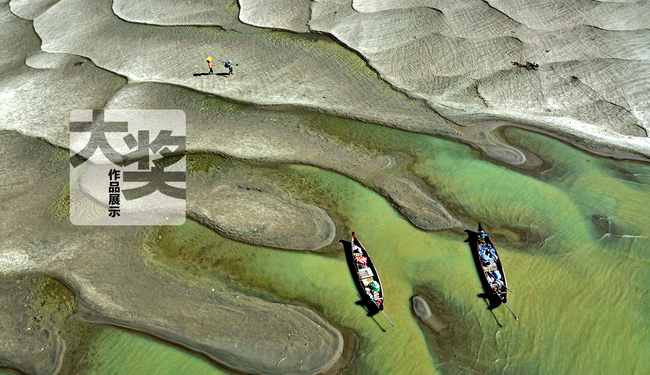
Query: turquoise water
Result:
<box><xmin>77</xmin><ymin>126</ymin><xmax>650</xmax><ymax>374</ymax></box>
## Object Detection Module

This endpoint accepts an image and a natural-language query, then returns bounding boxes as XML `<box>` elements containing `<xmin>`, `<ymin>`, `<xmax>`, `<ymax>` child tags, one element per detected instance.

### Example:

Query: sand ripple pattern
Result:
<box><xmin>32</xmin><ymin>0</ymin><xmax>449</xmax><ymax>133</ymax></box>
<box><xmin>62</xmin><ymin>0</ymin><xmax>650</xmax><ymax>158</ymax></box>
<box><xmin>256</xmin><ymin>0</ymin><xmax>650</xmax><ymax>158</ymax></box>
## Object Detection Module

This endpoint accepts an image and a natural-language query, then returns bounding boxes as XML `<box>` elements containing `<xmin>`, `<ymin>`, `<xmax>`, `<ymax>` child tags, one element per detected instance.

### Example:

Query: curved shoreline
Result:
<box><xmin>78</xmin><ymin>305</ymin><xmax>353</xmax><ymax>375</ymax></box>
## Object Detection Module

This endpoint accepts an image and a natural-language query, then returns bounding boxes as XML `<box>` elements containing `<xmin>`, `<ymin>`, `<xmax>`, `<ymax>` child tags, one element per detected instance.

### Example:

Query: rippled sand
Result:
<box><xmin>1</xmin><ymin>0</ymin><xmax>649</xmax><ymax>374</ymax></box>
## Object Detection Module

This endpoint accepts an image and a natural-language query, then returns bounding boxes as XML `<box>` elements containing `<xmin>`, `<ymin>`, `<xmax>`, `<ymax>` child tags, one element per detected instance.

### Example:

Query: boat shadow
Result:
<box><xmin>464</xmin><ymin>230</ymin><xmax>502</xmax><ymax>311</ymax></box>
<box><xmin>340</xmin><ymin>239</ymin><xmax>381</xmax><ymax>317</ymax></box>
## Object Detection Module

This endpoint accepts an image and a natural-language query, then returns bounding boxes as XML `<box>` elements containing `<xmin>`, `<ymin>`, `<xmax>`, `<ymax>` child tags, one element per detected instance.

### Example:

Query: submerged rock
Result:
<box><xmin>412</xmin><ymin>295</ymin><xmax>446</xmax><ymax>332</ymax></box>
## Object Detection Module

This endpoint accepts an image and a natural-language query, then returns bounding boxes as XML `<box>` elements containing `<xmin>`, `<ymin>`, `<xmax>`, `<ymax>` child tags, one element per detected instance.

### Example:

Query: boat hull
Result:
<box><xmin>467</xmin><ymin>223</ymin><xmax>508</xmax><ymax>307</ymax></box>
<box><xmin>341</xmin><ymin>233</ymin><xmax>384</xmax><ymax>315</ymax></box>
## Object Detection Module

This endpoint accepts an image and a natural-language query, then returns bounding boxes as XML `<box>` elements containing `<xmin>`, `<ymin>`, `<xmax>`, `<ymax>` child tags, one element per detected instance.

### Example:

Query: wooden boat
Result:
<box><xmin>343</xmin><ymin>232</ymin><xmax>394</xmax><ymax>326</ymax></box>
<box><xmin>469</xmin><ymin>223</ymin><xmax>518</xmax><ymax>320</ymax></box>
<box><xmin>350</xmin><ymin>232</ymin><xmax>384</xmax><ymax>310</ymax></box>
<box><xmin>472</xmin><ymin>223</ymin><xmax>508</xmax><ymax>303</ymax></box>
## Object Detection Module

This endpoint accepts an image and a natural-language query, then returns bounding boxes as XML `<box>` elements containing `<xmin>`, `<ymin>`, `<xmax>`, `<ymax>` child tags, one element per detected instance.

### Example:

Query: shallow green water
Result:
<box><xmin>79</xmin><ymin>125</ymin><xmax>650</xmax><ymax>374</ymax></box>
<box><xmin>73</xmin><ymin>327</ymin><xmax>231</xmax><ymax>375</ymax></box>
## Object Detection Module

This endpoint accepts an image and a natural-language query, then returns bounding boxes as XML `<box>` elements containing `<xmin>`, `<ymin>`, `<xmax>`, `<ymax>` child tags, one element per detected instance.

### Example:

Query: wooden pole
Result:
<box><xmin>495</xmin><ymin>292</ymin><xmax>518</xmax><ymax>321</ymax></box>
<box><xmin>381</xmin><ymin>310</ymin><xmax>395</xmax><ymax>327</ymax></box>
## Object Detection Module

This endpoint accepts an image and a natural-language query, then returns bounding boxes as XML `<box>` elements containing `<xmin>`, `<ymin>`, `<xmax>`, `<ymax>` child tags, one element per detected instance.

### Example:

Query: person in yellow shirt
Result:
<box><xmin>206</xmin><ymin>57</ymin><xmax>214</xmax><ymax>75</ymax></box>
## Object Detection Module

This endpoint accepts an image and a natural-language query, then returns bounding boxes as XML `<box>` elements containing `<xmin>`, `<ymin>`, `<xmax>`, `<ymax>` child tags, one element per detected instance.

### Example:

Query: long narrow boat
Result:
<box><xmin>350</xmin><ymin>232</ymin><xmax>385</xmax><ymax>310</ymax></box>
<box><xmin>343</xmin><ymin>233</ymin><xmax>395</xmax><ymax>326</ymax></box>
<box><xmin>473</xmin><ymin>223</ymin><xmax>508</xmax><ymax>303</ymax></box>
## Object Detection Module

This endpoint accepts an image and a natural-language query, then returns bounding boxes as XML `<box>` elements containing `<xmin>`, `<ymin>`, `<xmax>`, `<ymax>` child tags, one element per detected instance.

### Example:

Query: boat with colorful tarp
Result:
<box><xmin>343</xmin><ymin>232</ymin><xmax>394</xmax><ymax>327</ymax></box>
<box><xmin>469</xmin><ymin>223</ymin><xmax>518</xmax><ymax>320</ymax></box>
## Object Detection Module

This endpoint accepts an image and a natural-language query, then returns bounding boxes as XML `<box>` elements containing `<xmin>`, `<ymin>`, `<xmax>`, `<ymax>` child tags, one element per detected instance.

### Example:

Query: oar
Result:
<box><xmin>370</xmin><ymin>299</ymin><xmax>395</xmax><ymax>327</ymax></box>
<box><xmin>381</xmin><ymin>310</ymin><xmax>395</xmax><ymax>327</ymax></box>
<box><xmin>493</xmin><ymin>291</ymin><xmax>518</xmax><ymax>321</ymax></box>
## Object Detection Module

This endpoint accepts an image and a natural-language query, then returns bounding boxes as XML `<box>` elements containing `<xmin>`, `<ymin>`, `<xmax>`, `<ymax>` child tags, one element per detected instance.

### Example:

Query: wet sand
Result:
<box><xmin>188</xmin><ymin>176</ymin><xmax>337</xmax><ymax>251</ymax></box>
<box><xmin>0</xmin><ymin>276</ymin><xmax>67</xmax><ymax>375</ymax></box>
<box><xmin>103</xmin><ymin>82</ymin><xmax>460</xmax><ymax>230</ymax></box>
<box><xmin>0</xmin><ymin>132</ymin><xmax>346</xmax><ymax>374</ymax></box>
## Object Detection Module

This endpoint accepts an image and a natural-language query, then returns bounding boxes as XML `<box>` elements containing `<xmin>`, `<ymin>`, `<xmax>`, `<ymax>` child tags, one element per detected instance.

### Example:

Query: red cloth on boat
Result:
<box><xmin>356</xmin><ymin>256</ymin><xmax>367</xmax><ymax>265</ymax></box>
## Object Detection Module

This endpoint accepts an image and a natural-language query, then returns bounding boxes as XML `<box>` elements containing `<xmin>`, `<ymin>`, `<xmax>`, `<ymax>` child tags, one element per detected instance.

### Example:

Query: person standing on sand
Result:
<box><xmin>226</xmin><ymin>60</ymin><xmax>234</xmax><ymax>75</ymax></box>
<box><xmin>206</xmin><ymin>57</ymin><xmax>214</xmax><ymax>75</ymax></box>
